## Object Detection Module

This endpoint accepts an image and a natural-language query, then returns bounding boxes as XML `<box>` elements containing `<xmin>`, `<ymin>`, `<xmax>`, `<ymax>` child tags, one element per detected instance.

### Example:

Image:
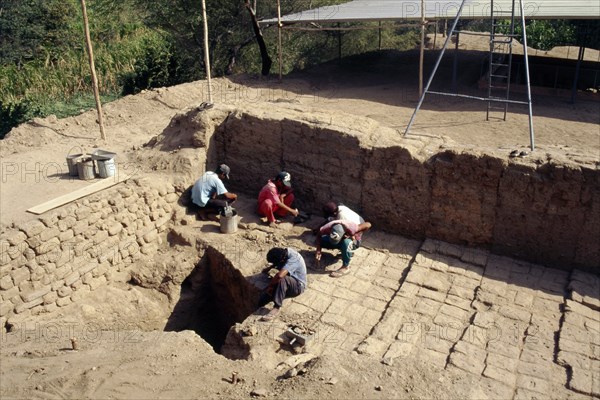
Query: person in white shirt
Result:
<box><xmin>319</xmin><ymin>201</ymin><xmax>371</xmax><ymax>247</ymax></box>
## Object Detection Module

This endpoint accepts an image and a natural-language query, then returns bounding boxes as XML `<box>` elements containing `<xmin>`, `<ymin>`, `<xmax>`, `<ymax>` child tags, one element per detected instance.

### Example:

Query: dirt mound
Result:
<box><xmin>144</xmin><ymin>107</ymin><xmax>213</xmax><ymax>151</ymax></box>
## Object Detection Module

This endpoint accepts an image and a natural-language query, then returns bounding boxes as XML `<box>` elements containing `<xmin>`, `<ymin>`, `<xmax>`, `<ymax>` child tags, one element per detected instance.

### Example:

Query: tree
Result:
<box><xmin>244</xmin><ymin>0</ymin><xmax>271</xmax><ymax>75</ymax></box>
<box><xmin>0</xmin><ymin>0</ymin><xmax>80</xmax><ymax>66</ymax></box>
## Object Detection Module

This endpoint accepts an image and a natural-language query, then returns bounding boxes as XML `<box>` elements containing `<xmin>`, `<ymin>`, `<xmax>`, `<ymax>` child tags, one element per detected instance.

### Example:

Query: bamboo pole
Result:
<box><xmin>201</xmin><ymin>0</ymin><xmax>213</xmax><ymax>103</ymax></box>
<box><xmin>277</xmin><ymin>0</ymin><xmax>283</xmax><ymax>81</ymax></box>
<box><xmin>419</xmin><ymin>0</ymin><xmax>425</xmax><ymax>96</ymax></box>
<box><xmin>80</xmin><ymin>0</ymin><xmax>106</xmax><ymax>141</ymax></box>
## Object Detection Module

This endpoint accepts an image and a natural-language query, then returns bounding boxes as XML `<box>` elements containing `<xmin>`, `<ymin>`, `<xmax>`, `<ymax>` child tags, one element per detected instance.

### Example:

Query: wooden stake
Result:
<box><xmin>80</xmin><ymin>0</ymin><xmax>106</xmax><ymax>141</ymax></box>
<box><xmin>201</xmin><ymin>0</ymin><xmax>213</xmax><ymax>103</ymax></box>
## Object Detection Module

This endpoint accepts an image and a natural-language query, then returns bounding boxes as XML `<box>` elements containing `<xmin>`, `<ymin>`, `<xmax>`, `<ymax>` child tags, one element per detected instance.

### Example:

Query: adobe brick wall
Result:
<box><xmin>215</xmin><ymin>107</ymin><xmax>600</xmax><ymax>272</ymax></box>
<box><xmin>2</xmin><ymin>105</ymin><xmax>595</xmax><ymax>333</ymax></box>
<box><xmin>0</xmin><ymin>179</ymin><xmax>178</xmax><ymax>329</ymax></box>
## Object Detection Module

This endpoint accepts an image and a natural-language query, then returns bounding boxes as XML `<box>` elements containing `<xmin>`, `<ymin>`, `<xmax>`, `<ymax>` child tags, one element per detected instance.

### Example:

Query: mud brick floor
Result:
<box><xmin>190</xmin><ymin>196</ymin><xmax>600</xmax><ymax>399</ymax></box>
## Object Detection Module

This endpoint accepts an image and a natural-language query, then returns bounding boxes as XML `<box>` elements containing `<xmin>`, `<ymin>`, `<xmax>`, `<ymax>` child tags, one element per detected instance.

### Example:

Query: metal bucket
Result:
<box><xmin>97</xmin><ymin>157</ymin><xmax>116</xmax><ymax>178</ymax></box>
<box><xmin>77</xmin><ymin>158</ymin><xmax>95</xmax><ymax>180</ymax></box>
<box><xmin>220</xmin><ymin>208</ymin><xmax>239</xmax><ymax>234</ymax></box>
<box><xmin>66</xmin><ymin>154</ymin><xmax>83</xmax><ymax>176</ymax></box>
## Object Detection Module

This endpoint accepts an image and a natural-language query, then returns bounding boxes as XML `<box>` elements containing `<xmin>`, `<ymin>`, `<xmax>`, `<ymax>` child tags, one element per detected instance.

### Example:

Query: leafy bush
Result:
<box><xmin>120</xmin><ymin>33</ymin><xmax>179</xmax><ymax>95</ymax></box>
<box><xmin>0</xmin><ymin>99</ymin><xmax>40</xmax><ymax>139</ymax></box>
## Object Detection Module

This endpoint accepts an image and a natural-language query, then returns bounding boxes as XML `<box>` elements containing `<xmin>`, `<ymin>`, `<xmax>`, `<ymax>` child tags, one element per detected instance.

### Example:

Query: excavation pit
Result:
<box><xmin>164</xmin><ymin>248</ymin><xmax>260</xmax><ymax>354</ymax></box>
<box><xmin>1</xmin><ymin>83</ymin><xmax>598</xmax><ymax>399</ymax></box>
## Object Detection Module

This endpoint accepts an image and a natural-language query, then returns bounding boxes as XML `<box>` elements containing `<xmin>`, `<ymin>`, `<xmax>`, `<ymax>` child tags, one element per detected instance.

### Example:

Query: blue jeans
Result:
<box><xmin>320</xmin><ymin>236</ymin><xmax>354</xmax><ymax>267</ymax></box>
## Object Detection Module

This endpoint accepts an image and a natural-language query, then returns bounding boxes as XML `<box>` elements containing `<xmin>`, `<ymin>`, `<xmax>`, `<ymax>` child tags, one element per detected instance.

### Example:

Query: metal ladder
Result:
<box><xmin>405</xmin><ymin>0</ymin><xmax>535</xmax><ymax>151</ymax></box>
<box><xmin>487</xmin><ymin>0</ymin><xmax>516</xmax><ymax>121</ymax></box>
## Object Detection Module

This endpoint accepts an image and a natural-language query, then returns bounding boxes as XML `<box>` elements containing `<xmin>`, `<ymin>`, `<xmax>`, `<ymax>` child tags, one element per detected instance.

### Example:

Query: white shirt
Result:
<box><xmin>337</xmin><ymin>205</ymin><xmax>364</xmax><ymax>225</ymax></box>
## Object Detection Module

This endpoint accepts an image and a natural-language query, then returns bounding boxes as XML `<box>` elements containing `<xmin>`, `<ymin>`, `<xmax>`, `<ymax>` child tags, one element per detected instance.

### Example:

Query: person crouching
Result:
<box><xmin>258</xmin><ymin>247</ymin><xmax>307</xmax><ymax>321</ymax></box>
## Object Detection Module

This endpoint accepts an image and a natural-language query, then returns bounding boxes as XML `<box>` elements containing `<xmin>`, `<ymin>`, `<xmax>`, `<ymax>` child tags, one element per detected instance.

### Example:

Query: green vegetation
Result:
<box><xmin>466</xmin><ymin>19</ymin><xmax>598</xmax><ymax>51</ymax></box>
<box><xmin>0</xmin><ymin>0</ymin><xmax>175</xmax><ymax>138</ymax></box>
<box><xmin>1</xmin><ymin>1</ymin><xmax>598</xmax><ymax>138</ymax></box>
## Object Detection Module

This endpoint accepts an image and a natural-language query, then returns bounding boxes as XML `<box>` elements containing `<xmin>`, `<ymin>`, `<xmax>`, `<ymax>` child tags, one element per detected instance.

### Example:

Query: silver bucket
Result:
<box><xmin>220</xmin><ymin>208</ymin><xmax>239</xmax><ymax>234</ymax></box>
<box><xmin>77</xmin><ymin>158</ymin><xmax>95</xmax><ymax>180</ymax></box>
<box><xmin>97</xmin><ymin>157</ymin><xmax>116</xmax><ymax>178</ymax></box>
<box><xmin>66</xmin><ymin>154</ymin><xmax>83</xmax><ymax>176</ymax></box>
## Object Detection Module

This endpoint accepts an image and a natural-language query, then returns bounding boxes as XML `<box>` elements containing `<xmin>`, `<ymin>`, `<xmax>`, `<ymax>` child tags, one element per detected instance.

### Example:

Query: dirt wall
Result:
<box><xmin>0</xmin><ymin>179</ymin><xmax>178</xmax><ymax>329</ymax></box>
<box><xmin>213</xmin><ymin>106</ymin><xmax>600</xmax><ymax>271</ymax></box>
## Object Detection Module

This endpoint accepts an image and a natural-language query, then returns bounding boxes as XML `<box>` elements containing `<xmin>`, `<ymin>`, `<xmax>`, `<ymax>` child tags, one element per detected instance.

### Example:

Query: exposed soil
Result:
<box><xmin>0</xmin><ymin>41</ymin><xmax>598</xmax><ymax>399</ymax></box>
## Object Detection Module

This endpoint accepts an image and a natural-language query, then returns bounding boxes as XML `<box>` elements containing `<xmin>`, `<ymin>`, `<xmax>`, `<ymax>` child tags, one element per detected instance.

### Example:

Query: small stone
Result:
<box><xmin>242</xmin><ymin>325</ymin><xmax>258</xmax><ymax>337</ymax></box>
<box><xmin>327</xmin><ymin>377</ymin><xmax>338</xmax><ymax>385</ymax></box>
<box><xmin>382</xmin><ymin>357</ymin><xmax>394</xmax><ymax>366</ymax></box>
<box><xmin>250</xmin><ymin>388</ymin><xmax>268</xmax><ymax>397</ymax></box>
<box><xmin>375</xmin><ymin>385</ymin><xmax>382</xmax><ymax>391</ymax></box>
<box><xmin>283</xmin><ymin>368</ymin><xmax>298</xmax><ymax>379</ymax></box>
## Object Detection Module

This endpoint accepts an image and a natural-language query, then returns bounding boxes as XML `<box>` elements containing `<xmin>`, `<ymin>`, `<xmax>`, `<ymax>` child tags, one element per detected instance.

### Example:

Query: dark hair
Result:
<box><xmin>266</xmin><ymin>247</ymin><xmax>288</xmax><ymax>268</ymax></box>
<box><xmin>323</xmin><ymin>201</ymin><xmax>338</xmax><ymax>218</ymax></box>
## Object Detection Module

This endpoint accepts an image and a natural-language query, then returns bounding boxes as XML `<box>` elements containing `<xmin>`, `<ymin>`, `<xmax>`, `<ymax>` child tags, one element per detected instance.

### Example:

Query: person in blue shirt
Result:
<box><xmin>259</xmin><ymin>247</ymin><xmax>307</xmax><ymax>321</ymax></box>
<box><xmin>191</xmin><ymin>164</ymin><xmax>237</xmax><ymax>219</ymax></box>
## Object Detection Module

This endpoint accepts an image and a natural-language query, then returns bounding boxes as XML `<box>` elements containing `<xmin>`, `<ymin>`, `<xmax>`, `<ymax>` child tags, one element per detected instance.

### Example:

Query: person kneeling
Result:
<box><xmin>258</xmin><ymin>247</ymin><xmax>307</xmax><ymax>321</ymax></box>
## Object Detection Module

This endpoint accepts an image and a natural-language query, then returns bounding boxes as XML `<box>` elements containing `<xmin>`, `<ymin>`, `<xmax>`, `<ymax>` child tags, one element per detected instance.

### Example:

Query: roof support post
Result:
<box><xmin>338</xmin><ymin>23</ymin><xmax>342</xmax><ymax>62</ymax></box>
<box><xmin>570</xmin><ymin>46</ymin><xmax>585</xmax><ymax>104</ymax></box>
<box><xmin>419</xmin><ymin>0</ymin><xmax>425</xmax><ymax>96</ymax></box>
<box><xmin>277</xmin><ymin>0</ymin><xmax>283</xmax><ymax>82</ymax></box>
<box><xmin>452</xmin><ymin>32</ymin><xmax>459</xmax><ymax>93</ymax></box>
<box><xmin>378</xmin><ymin>21</ymin><xmax>382</xmax><ymax>51</ymax></box>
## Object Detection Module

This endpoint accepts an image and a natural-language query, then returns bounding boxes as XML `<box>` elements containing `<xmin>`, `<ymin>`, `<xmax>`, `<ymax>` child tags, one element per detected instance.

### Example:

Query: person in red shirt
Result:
<box><xmin>257</xmin><ymin>171</ymin><xmax>299</xmax><ymax>226</ymax></box>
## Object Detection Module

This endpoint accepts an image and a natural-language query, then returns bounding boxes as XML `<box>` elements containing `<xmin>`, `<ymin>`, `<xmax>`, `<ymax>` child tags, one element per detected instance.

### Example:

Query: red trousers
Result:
<box><xmin>258</xmin><ymin>192</ymin><xmax>295</xmax><ymax>222</ymax></box>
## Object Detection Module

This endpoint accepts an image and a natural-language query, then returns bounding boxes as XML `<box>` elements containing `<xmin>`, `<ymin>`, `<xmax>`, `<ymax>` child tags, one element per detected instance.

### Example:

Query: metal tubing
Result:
<box><xmin>428</xmin><ymin>91</ymin><xmax>529</xmax><ymax>104</ymax></box>
<box><xmin>486</xmin><ymin>0</ymin><xmax>494</xmax><ymax>121</ymax></box>
<box><xmin>405</xmin><ymin>0</ymin><xmax>469</xmax><ymax>135</ymax></box>
<box><xmin>504</xmin><ymin>0</ymin><xmax>516</xmax><ymax>120</ymax></box>
<box><xmin>518</xmin><ymin>0</ymin><xmax>535</xmax><ymax>151</ymax></box>
<box><xmin>419</xmin><ymin>0</ymin><xmax>425</xmax><ymax>96</ymax></box>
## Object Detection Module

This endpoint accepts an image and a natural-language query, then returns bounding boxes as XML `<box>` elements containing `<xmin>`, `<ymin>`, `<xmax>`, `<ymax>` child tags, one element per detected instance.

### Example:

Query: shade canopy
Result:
<box><xmin>260</xmin><ymin>0</ymin><xmax>600</xmax><ymax>25</ymax></box>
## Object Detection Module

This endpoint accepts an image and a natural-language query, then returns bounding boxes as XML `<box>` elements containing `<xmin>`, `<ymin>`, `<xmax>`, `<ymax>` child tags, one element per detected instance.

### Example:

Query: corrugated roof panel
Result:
<box><xmin>260</xmin><ymin>0</ymin><xmax>600</xmax><ymax>24</ymax></box>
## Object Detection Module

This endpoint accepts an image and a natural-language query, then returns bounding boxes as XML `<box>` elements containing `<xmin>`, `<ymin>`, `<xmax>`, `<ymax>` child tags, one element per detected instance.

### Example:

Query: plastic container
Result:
<box><xmin>220</xmin><ymin>207</ymin><xmax>239</xmax><ymax>234</ymax></box>
<box><xmin>77</xmin><ymin>158</ymin><xmax>95</xmax><ymax>180</ymax></box>
<box><xmin>97</xmin><ymin>157</ymin><xmax>116</xmax><ymax>178</ymax></box>
<box><xmin>66</xmin><ymin>154</ymin><xmax>83</xmax><ymax>176</ymax></box>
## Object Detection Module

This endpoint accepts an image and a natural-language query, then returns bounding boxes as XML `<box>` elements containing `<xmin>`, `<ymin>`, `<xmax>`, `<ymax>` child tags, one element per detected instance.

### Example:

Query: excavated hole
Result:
<box><xmin>164</xmin><ymin>247</ymin><xmax>259</xmax><ymax>354</ymax></box>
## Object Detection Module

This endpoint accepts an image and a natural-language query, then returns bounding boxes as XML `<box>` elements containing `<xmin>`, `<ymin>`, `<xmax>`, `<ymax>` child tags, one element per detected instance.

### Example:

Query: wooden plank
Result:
<box><xmin>27</xmin><ymin>175</ymin><xmax>129</xmax><ymax>215</ymax></box>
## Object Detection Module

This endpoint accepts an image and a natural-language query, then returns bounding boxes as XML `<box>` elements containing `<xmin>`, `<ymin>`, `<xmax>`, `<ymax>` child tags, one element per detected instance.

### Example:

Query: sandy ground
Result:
<box><xmin>1</xmin><ymin>42</ymin><xmax>598</xmax><ymax>228</ymax></box>
<box><xmin>0</xmin><ymin>42</ymin><xmax>599</xmax><ymax>399</ymax></box>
